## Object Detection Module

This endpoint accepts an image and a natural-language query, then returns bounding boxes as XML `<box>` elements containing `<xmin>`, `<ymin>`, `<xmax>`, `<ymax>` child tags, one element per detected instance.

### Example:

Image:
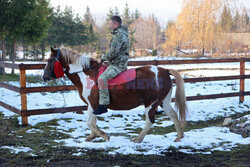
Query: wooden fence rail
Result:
<box><xmin>0</xmin><ymin>58</ymin><xmax>250</xmax><ymax>125</ymax></box>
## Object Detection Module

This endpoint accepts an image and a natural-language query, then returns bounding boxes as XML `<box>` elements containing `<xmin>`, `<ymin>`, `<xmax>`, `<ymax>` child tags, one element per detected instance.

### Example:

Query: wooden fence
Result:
<box><xmin>0</xmin><ymin>58</ymin><xmax>250</xmax><ymax>125</ymax></box>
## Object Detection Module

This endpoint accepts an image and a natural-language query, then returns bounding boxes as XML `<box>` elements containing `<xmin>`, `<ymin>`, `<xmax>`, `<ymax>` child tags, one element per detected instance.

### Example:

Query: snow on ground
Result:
<box><xmin>1</xmin><ymin>146</ymin><xmax>35</xmax><ymax>156</ymax></box>
<box><xmin>55</xmin><ymin>126</ymin><xmax>249</xmax><ymax>155</ymax></box>
<box><xmin>0</xmin><ymin>59</ymin><xmax>250</xmax><ymax>155</ymax></box>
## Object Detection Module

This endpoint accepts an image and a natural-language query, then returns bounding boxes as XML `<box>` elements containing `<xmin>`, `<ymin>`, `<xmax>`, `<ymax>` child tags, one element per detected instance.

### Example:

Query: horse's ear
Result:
<box><xmin>51</xmin><ymin>47</ymin><xmax>56</xmax><ymax>55</ymax></box>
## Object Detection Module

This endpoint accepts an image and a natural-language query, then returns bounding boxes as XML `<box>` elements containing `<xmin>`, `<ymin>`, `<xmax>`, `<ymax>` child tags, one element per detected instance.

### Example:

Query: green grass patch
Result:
<box><xmin>0</xmin><ymin>73</ymin><xmax>43</xmax><ymax>83</ymax></box>
<box><xmin>0</xmin><ymin>73</ymin><xmax>20</xmax><ymax>82</ymax></box>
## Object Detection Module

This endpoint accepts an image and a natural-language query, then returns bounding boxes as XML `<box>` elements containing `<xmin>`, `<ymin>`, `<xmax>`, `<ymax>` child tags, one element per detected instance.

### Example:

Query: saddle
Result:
<box><xmin>97</xmin><ymin>66</ymin><xmax>136</xmax><ymax>86</ymax></box>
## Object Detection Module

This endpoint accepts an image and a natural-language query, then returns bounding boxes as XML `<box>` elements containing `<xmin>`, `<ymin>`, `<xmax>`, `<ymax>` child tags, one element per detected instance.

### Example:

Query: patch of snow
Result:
<box><xmin>54</xmin><ymin>126</ymin><xmax>250</xmax><ymax>155</ymax></box>
<box><xmin>26</xmin><ymin>128</ymin><xmax>43</xmax><ymax>133</ymax></box>
<box><xmin>1</xmin><ymin>146</ymin><xmax>32</xmax><ymax>154</ymax></box>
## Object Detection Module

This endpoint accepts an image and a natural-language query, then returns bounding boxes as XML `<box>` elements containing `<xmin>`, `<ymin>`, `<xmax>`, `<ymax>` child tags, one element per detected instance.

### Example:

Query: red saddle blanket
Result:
<box><xmin>97</xmin><ymin>66</ymin><xmax>136</xmax><ymax>86</ymax></box>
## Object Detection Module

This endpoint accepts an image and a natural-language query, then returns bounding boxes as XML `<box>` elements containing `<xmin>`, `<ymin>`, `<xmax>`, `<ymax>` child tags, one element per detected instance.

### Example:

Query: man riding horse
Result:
<box><xmin>42</xmin><ymin>16</ymin><xmax>187</xmax><ymax>143</ymax></box>
<box><xmin>94</xmin><ymin>15</ymin><xmax>130</xmax><ymax>115</ymax></box>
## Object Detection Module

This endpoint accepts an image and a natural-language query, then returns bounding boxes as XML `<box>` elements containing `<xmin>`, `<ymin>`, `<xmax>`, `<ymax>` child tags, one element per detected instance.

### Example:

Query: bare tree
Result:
<box><xmin>132</xmin><ymin>15</ymin><xmax>161</xmax><ymax>56</ymax></box>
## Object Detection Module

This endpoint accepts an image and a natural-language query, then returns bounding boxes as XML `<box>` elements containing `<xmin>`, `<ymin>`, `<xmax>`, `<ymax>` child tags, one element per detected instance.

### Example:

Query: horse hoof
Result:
<box><xmin>85</xmin><ymin>136</ymin><xmax>97</xmax><ymax>142</ymax></box>
<box><xmin>103</xmin><ymin>134</ymin><xmax>110</xmax><ymax>141</ymax></box>
<box><xmin>130</xmin><ymin>138</ymin><xmax>142</xmax><ymax>143</ymax></box>
<box><xmin>85</xmin><ymin>138</ymin><xmax>92</xmax><ymax>142</ymax></box>
<box><xmin>174</xmin><ymin>137</ymin><xmax>181</xmax><ymax>142</ymax></box>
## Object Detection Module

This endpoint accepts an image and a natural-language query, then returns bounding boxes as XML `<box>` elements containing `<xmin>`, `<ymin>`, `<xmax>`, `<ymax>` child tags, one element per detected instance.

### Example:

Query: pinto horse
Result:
<box><xmin>42</xmin><ymin>47</ymin><xmax>187</xmax><ymax>143</ymax></box>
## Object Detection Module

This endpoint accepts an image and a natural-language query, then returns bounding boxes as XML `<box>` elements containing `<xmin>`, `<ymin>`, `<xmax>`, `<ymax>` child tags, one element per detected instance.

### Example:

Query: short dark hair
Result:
<box><xmin>110</xmin><ymin>15</ymin><xmax>122</xmax><ymax>25</ymax></box>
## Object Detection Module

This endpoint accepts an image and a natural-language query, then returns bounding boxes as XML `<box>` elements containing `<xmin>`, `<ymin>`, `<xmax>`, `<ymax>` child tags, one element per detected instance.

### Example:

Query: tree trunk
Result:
<box><xmin>23</xmin><ymin>44</ymin><xmax>27</xmax><ymax>60</ymax></box>
<box><xmin>0</xmin><ymin>40</ymin><xmax>5</xmax><ymax>74</ymax></box>
<box><xmin>33</xmin><ymin>45</ymin><xmax>39</xmax><ymax>59</ymax></box>
<box><xmin>41</xmin><ymin>41</ymin><xmax>45</xmax><ymax>61</ymax></box>
<box><xmin>11</xmin><ymin>38</ymin><xmax>16</xmax><ymax>74</ymax></box>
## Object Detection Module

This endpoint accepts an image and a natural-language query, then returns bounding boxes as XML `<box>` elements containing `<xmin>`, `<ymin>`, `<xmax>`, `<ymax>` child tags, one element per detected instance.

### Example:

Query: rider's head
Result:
<box><xmin>110</xmin><ymin>15</ymin><xmax>122</xmax><ymax>31</ymax></box>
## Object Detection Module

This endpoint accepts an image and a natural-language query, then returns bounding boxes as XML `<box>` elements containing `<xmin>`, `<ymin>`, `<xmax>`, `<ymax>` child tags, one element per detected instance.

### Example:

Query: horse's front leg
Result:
<box><xmin>86</xmin><ymin>107</ymin><xmax>110</xmax><ymax>142</ymax></box>
<box><xmin>131</xmin><ymin>103</ymin><xmax>156</xmax><ymax>143</ymax></box>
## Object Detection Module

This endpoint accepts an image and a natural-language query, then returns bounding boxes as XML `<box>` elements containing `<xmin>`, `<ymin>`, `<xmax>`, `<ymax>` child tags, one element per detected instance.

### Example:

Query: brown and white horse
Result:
<box><xmin>42</xmin><ymin>47</ymin><xmax>187</xmax><ymax>143</ymax></box>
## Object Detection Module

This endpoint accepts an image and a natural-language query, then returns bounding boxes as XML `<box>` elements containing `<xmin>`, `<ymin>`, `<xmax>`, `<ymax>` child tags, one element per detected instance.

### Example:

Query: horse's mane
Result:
<box><xmin>60</xmin><ymin>48</ymin><xmax>90</xmax><ymax>68</ymax></box>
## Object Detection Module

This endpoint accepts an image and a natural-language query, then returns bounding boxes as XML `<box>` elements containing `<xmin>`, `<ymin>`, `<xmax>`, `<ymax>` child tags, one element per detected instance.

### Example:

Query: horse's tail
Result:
<box><xmin>169</xmin><ymin>69</ymin><xmax>187</xmax><ymax>124</ymax></box>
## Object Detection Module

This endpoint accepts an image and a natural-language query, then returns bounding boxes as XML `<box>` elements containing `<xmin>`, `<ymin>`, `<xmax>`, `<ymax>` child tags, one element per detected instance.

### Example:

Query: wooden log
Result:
<box><xmin>0</xmin><ymin>62</ymin><xmax>20</xmax><ymax>69</ymax></box>
<box><xmin>240</xmin><ymin>59</ymin><xmax>245</xmax><ymax>102</ymax></box>
<box><xmin>19</xmin><ymin>63</ymin><xmax>46</xmax><ymax>70</ymax></box>
<box><xmin>128</xmin><ymin>58</ymin><xmax>250</xmax><ymax>66</ymax></box>
<box><xmin>183</xmin><ymin>75</ymin><xmax>248</xmax><ymax>83</ymax></box>
<box><xmin>21</xmin><ymin>85</ymin><xmax>77</xmax><ymax>94</ymax></box>
<box><xmin>0</xmin><ymin>100</ymin><xmax>21</xmax><ymax>114</ymax></box>
<box><xmin>0</xmin><ymin>81</ymin><xmax>20</xmax><ymax>93</ymax></box>
<box><xmin>20</xmin><ymin>69</ymin><xmax>28</xmax><ymax>125</ymax></box>
<box><xmin>2</xmin><ymin>58</ymin><xmax>250</xmax><ymax>70</ymax></box>
<box><xmin>21</xmin><ymin>106</ymin><xmax>88</xmax><ymax>116</ymax></box>
<box><xmin>21</xmin><ymin>75</ymin><xmax>250</xmax><ymax>94</ymax></box>
<box><xmin>171</xmin><ymin>92</ymin><xmax>247</xmax><ymax>102</ymax></box>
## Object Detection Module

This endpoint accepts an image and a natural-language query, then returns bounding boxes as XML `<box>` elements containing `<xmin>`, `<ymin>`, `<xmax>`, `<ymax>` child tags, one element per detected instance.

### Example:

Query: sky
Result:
<box><xmin>49</xmin><ymin>0</ymin><xmax>183</xmax><ymax>27</ymax></box>
<box><xmin>50</xmin><ymin>0</ymin><xmax>250</xmax><ymax>27</ymax></box>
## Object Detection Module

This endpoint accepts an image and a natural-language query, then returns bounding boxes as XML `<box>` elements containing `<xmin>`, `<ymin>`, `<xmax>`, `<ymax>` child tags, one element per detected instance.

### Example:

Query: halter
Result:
<box><xmin>56</xmin><ymin>49</ymin><xmax>61</xmax><ymax>60</ymax></box>
<box><xmin>53</xmin><ymin>49</ymin><xmax>65</xmax><ymax>78</ymax></box>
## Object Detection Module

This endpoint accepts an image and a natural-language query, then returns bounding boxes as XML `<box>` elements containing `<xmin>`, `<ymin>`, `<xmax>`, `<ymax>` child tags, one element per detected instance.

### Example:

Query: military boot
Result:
<box><xmin>93</xmin><ymin>105</ymin><xmax>108</xmax><ymax>115</ymax></box>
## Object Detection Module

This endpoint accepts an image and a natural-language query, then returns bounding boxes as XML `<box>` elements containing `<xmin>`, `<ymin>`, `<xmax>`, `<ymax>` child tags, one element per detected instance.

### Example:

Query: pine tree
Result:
<box><xmin>122</xmin><ymin>3</ymin><xmax>133</xmax><ymax>26</ymax></box>
<box><xmin>134</xmin><ymin>9</ymin><xmax>140</xmax><ymax>20</ymax></box>
<box><xmin>104</xmin><ymin>7</ymin><xmax>114</xmax><ymax>47</ymax></box>
<box><xmin>106</xmin><ymin>7</ymin><xmax>114</xmax><ymax>21</ymax></box>
<box><xmin>114</xmin><ymin>7</ymin><xmax>119</xmax><ymax>16</ymax></box>
<box><xmin>220</xmin><ymin>5</ymin><xmax>233</xmax><ymax>33</ymax></box>
<box><xmin>82</xmin><ymin>6</ymin><xmax>97</xmax><ymax>52</ymax></box>
<box><xmin>0</xmin><ymin>0</ymin><xmax>9</xmax><ymax>74</ymax></box>
<box><xmin>233</xmin><ymin>9</ymin><xmax>240</xmax><ymax>32</ymax></box>
<box><xmin>83</xmin><ymin>6</ymin><xmax>94</xmax><ymax>25</ymax></box>
<box><xmin>4</xmin><ymin>0</ymin><xmax>51</xmax><ymax>73</ymax></box>
<box><xmin>243</xmin><ymin>9</ymin><xmax>249</xmax><ymax>32</ymax></box>
<box><xmin>46</xmin><ymin>6</ymin><xmax>90</xmax><ymax>48</ymax></box>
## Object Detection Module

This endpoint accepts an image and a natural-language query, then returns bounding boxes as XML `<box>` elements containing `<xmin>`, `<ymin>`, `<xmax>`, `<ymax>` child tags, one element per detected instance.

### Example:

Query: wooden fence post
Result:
<box><xmin>20</xmin><ymin>69</ymin><xmax>28</xmax><ymax>125</ymax></box>
<box><xmin>240</xmin><ymin>58</ymin><xmax>245</xmax><ymax>103</ymax></box>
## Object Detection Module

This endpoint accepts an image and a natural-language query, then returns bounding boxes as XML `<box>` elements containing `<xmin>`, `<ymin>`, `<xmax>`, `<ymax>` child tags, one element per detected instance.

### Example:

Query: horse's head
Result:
<box><xmin>42</xmin><ymin>47</ymin><xmax>101</xmax><ymax>81</ymax></box>
<box><xmin>42</xmin><ymin>47</ymin><xmax>64</xmax><ymax>81</ymax></box>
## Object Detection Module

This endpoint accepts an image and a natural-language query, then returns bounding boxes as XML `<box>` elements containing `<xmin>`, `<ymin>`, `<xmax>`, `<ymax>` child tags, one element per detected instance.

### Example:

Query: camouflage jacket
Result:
<box><xmin>101</xmin><ymin>25</ymin><xmax>129</xmax><ymax>70</ymax></box>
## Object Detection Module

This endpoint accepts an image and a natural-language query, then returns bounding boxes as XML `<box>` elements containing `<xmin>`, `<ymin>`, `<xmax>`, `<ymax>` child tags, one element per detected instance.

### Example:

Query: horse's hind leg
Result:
<box><xmin>131</xmin><ymin>102</ymin><xmax>157</xmax><ymax>143</ymax></box>
<box><xmin>162</xmin><ymin>88</ymin><xmax>184</xmax><ymax>142</ymax></box>
<box><xmin>86</xmin><ymin>107</ymin><xmax>110</xmax><ymax>142</ymax></box>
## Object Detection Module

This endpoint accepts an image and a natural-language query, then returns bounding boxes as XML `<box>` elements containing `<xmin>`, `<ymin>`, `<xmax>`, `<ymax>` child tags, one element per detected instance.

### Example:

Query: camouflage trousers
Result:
<box><xmin>98</xmin><ymin>65</ymin><xmax>125</xmax><ymax>105</ymax></box>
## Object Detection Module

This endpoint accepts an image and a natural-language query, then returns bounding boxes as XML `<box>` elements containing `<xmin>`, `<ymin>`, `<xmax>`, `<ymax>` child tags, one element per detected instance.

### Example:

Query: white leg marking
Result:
<box><xmin>132</xmin><ymin>104</ymin><xmax>154</xmax><ymax>143</ymax></box>
<box><xmin>150</xmin><ymin>66</ymin><xmax>159</xmax><ymax>87</ymax></box>
<box><xmin>86</xmin><ymin>105</ymin><xmax>96</xmax><ymax>129</ymax></box>
<box><xmin>163</xmin><ymin>87</ymin><xmax>173</xmax><ymax>115</ymax></box>
<box><xmin>162</xmin><ymin>87</ymin><xmax>184</xmax><ymax>142</ymax></box>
